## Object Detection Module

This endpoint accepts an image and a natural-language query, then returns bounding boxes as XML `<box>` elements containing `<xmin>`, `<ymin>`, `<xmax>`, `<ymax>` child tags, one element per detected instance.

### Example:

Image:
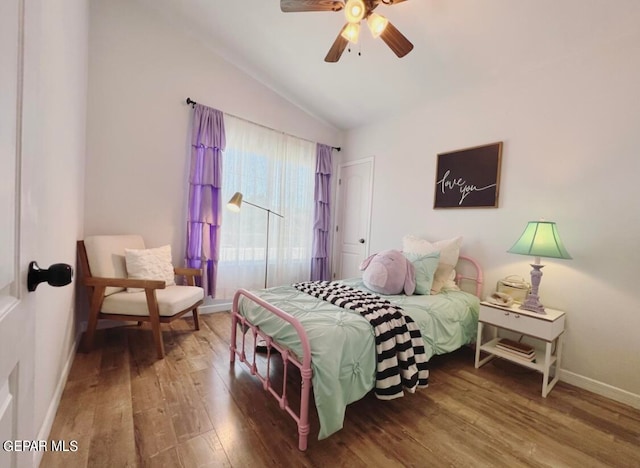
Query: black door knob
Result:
<box><xmin>358</xmin><ymin>238</ymin><xmax>365</xmax><ymax>244</ymax></box>
<box><xmin>27</xmin><ymin>261</ymin><xmax>73</xmax><ymax>292</ymax></box>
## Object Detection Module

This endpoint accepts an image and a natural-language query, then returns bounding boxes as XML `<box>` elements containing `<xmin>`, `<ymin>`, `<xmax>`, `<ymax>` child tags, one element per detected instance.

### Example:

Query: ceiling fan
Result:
<box><xmin>280</xmin><ymin>0</ymin><xmax>413</xmax><ymax>62</ymax></box>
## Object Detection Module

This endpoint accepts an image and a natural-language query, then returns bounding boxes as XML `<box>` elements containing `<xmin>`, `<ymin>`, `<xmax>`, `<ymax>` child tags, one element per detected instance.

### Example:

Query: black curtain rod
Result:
<box><xmin>185</xmin><ymin>97</ymin><xmax>341</xmax><ymax>152</ymax></box>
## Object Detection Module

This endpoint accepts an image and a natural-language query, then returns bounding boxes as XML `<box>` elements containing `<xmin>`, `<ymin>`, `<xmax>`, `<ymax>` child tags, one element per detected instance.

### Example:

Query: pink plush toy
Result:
<box><xmin>359</xmin><ymin>249</ymin><xmax>416</xmax><ymax>295</ymax></box>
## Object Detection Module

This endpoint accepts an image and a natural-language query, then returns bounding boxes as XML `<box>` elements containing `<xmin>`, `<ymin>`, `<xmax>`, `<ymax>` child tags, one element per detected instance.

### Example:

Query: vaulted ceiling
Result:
<box><xmin>137</xmin><ymin>0</ymin><xmax>640</xmax><ymax>130</ymax></box>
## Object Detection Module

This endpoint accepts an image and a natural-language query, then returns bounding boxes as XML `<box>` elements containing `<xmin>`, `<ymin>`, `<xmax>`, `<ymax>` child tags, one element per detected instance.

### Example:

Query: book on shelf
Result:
<box><xmin>496</xmin><ymin>338</ymin><xmax>534</xmax><ymax>355</ymax></box>
<box><xmin>495</xmin><ymin>343</ymin><xmax>534</xmax><ymax>356</ymax></box>
<box><xmin>496</xmin><ymin>345</ymin><xmax>537</xmax><ymax>362</ymax></box>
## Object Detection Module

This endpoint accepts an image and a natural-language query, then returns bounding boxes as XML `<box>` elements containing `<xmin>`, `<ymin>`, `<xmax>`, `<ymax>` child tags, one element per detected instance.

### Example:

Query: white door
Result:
<box><xmin>1</xmin><ymin>1</ymin><xmax>36</xmax><ymax>467</ymax></box>
<box><xmin>333</xmin><ymin>158</ymin><xmax>374</xmax><ymax>279</ymax></box>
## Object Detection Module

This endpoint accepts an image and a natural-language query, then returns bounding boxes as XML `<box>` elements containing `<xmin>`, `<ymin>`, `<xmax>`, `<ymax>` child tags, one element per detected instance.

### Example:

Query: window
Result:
<box><xmin>215</xmin><ymin>116</ymin><xmax>316</xmax><ymax>299</ymax></box>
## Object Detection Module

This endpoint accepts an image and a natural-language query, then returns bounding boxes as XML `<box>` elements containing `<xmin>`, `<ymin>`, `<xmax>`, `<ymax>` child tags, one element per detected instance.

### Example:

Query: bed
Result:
<box><xmin>229</xmin><ymin>255</ymin><xmax>483</xmax><ymax>451</ymax></box>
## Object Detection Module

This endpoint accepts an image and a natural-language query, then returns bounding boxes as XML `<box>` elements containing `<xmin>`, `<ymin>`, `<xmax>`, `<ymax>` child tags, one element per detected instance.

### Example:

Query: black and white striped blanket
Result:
<box><xmin>293</xmin><ymin>281</ymin><xmax>429</xmax><ymax>400</ymax></box>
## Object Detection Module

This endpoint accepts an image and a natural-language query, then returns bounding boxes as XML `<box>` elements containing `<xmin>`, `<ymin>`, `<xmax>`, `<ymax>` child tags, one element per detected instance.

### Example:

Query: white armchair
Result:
<box><xmin>77</xmin><ymin>235</ymin><xmax>204</xmax><ymax>359</ymax></box>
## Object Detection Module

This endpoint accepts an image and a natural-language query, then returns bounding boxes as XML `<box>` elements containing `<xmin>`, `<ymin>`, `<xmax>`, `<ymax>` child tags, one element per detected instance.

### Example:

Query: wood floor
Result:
<box><xmin>42</xmin><ymin>312</ymin><xmax>640</xmax><ymax>468</ymax></box>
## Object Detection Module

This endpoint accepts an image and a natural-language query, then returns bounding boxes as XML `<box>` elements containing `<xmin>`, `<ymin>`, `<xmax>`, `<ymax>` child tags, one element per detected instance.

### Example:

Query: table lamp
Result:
<box><xmin>507</xmin><ymin>220</ymin><xmax>572</xmax><ymax>314</ymax></box>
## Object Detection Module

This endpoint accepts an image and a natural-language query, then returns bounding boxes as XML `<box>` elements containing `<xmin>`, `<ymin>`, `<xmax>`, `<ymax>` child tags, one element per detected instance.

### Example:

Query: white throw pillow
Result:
<box><xmin>402</xmin><ymin>235</ymin><xmax>463</xmax><ymax>293</ymax></box>
<box><xmin>442</xmin><ymin>268</ymin><xmax>461</xmax><ymax>291</ymax></box>
<box><xmin>124</xmin><ymin>245</ymin><xmax>176</xmax><ymax>292</ymax></box>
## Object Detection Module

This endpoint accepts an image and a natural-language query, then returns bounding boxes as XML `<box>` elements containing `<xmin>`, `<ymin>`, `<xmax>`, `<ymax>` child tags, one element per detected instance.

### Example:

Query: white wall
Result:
<box><xmin>85</xmin><ymin>0</ymin><xmax>343</xmax><ymax>283</ymax></box>
<box><xmin>343</xmin><ymin>32</ymin><xmax>640</xmax><ymax>402</ymax></box>
<box><xmin>25</xmin><ymin>0</ymin><xmax>88</xmax><ymax>453</ymax></box>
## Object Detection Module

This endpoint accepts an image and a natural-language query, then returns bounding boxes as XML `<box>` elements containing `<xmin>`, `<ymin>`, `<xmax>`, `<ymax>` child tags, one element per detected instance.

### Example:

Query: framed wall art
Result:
<box><xmin>434</xmin><ymin>141</ymin><xmax>503</xmax><ymax>209</ymax></box>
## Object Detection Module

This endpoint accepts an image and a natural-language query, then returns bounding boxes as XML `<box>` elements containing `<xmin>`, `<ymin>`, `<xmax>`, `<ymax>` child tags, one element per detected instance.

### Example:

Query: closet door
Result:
<box><xmin>333</xmin><ymin>157</ymin><xmax>374</xmax><ymax>280</ymax></box>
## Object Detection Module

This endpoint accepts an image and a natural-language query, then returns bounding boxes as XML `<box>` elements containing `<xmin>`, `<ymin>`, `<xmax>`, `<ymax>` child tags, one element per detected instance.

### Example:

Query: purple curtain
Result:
<box><xmin>310</xmin><ymin>144</ymin><xmax>333</xmax><ymax>281</ymax></box>
<box><xmin>186</xmin><ymin>104</ymin><xmax>225</xmax><ymax>297</ymax></box>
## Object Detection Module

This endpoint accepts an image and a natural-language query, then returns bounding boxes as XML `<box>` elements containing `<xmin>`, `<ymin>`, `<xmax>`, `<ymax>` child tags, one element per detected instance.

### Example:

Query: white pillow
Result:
<box><xmin>402</xmin><ymin>235</ymin><xmax>463</xmax><ymax>293</ymax></box>
<box><xmin>124</xmin><ymin>244</ymin><xmax>176</xmax><ymax>292</ymax></box>
<box><xmin>442</xmin><ymin>269</ymin><xmax>461</xmax><ymax>291</ymax></box>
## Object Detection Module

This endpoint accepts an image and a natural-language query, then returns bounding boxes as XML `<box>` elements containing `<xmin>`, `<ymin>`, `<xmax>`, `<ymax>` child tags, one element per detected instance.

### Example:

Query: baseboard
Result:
<box><xmin>559</xmin><ymin>369</ymin><xmax>640</xmax><ymax>410</ymax></box>
<box><xmin>33</xmin><ymin>331</ymin><xmax>81</xmax><ymax>468</ymax></box>
<box><xmin>199</xmin><ymin>302</ymin><xmax>231</xmax><ymax>314</ymax></box>
<box><xmin>78</xmin><ymin>318</ymin><xmax>139</xmax><ymax>333</ymax></box>
<box><xmin>77</xmin><ymin>303</ymin><xmax>231</xmax><ymax>333</ymax></box>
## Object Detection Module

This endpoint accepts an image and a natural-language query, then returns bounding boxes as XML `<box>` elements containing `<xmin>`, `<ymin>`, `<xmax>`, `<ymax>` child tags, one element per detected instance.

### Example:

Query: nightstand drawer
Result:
<box><xmin>479</xmin><ymin>305</ymin><xmax>565</xmax><ymax>341</ymax></box>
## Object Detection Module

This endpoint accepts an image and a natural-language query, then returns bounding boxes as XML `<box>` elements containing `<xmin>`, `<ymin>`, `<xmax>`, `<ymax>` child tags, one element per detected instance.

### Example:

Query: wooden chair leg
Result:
<box><xmin>145</xmin><ymin>290</ymin><xmax>165</xmax><ymax>359</ymax></box>
<box><xmin>83</xmin><ymin>286</ymin><xmax>105</xmax><ymax>353</ymax></box>
<box><xmin>193</xmin><ymin>308</ymin><xmax>200</xmax><ymax>330</ymax></box>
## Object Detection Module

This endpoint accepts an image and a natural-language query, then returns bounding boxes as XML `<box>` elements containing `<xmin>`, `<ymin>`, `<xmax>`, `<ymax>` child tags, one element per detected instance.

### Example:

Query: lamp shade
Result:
<box><xmin>344</xmin><ymin>0</ymin><xmax>365</xmax><ymax>23</ymax></box>
<box><xmin>508</xmin><ymin>221</ymin><xmax>572</xmax><ymax>260</ymax></box>
<box><xmin>341</xmin><ymin>22</ymin><xmax>361</xmax><ymax>43</ymax></box>
<box><xmin>227</xmin><ymin>192</ymin><xmax>243</xmax><ymax>212</ymax></box>
<box><xmin>367</xmin><ymin>13</ymin><xmax>389</xmax><ymax>38</ymax></box>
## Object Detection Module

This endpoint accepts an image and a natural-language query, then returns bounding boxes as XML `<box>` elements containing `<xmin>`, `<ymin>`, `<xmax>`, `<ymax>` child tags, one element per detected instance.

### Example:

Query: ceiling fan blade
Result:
<box><xmin>383</xmin><ymin>0</ymin><xmax>409</xmax><ymax>4</ymax></box>
<box><xmin>380</xmin><ymin>21</ymin><xmax>414</xmax><ymax>58</ymax></box>
<box><xmin>281</xmin><ymin>0</ymin><xmax>344</xmax><ymax>12</ymax></box>
<box><xmin>324</xmin><ymin>26</ymin><xmax>349</xmax><ymax>62</ymax></box>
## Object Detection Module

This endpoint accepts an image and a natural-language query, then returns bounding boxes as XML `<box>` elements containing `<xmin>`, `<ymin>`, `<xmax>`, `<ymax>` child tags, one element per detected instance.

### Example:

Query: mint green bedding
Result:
<box><xmin>238</xmin><ymin>278</ymin><xmax>479</xmax><ymax>440</ymax></box>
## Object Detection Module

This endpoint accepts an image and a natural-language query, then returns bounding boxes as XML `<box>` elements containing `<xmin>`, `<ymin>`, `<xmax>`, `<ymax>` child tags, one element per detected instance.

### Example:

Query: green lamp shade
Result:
<box><xmin>508</xmin><ymin>221</ymin><xmax>572</xmax><ymax>260</ymax></box>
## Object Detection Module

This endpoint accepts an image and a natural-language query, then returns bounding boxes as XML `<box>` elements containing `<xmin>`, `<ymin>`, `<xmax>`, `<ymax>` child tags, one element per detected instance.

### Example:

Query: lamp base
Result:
<box><xmin>520</xmin><ymin>293</ymin><xmax>546</xmax><ymax>314</ymax></box>
<box><xmin>520</xmin><ymin>262</ymin><xmax>546</xmax><ymax>314</ymax></box>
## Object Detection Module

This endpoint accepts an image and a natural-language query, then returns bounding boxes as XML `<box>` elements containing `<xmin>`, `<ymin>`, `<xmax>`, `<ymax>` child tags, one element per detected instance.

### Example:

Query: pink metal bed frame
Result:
<box><xmin>229</xmin><ymin>255</ymin><xmax>483</xmax><ymax>451</ymax></box>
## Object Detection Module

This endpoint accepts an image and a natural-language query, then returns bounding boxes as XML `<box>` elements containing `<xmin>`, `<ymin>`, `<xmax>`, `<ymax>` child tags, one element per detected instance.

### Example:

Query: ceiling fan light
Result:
<box><xmin>341</xmin><ymin>22</ymin><xmax>361</xmax><ymax>43</ymax></box>
<box><xmin>344</xmin><ymin>0</ymin><xmax>365</xmax><ymax>23</ymax></box>
<box><xmin>367</xmin><ymin>13</ymin><xmax>389</xmax><ymax>38</ymax></box>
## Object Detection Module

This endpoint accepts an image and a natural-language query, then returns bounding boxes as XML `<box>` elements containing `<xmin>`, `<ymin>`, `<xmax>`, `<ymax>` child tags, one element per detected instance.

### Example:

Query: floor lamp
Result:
<box><xmin>227</xmin><ymin>192</ymin><xmax>283</xmax><ymax>289</ymax></box>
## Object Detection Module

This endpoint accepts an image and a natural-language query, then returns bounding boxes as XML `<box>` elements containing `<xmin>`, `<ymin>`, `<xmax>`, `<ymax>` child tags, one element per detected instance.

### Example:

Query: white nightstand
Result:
<box><xmin>475</xmin><ymin>301</ymin><xmax>566</xmax><ymax>397</ymax></box>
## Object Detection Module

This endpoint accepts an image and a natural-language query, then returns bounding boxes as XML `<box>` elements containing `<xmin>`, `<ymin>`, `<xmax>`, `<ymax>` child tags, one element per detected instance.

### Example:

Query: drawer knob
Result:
<box><xmin>514</xmin><ymin>314</ymin><xmax>520</xmax><ymax>318</ymax></box>
<box><xmin>504</xmin><ymin>312</ymin><xmax>510</xmax><ymax>316</ymax></box>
